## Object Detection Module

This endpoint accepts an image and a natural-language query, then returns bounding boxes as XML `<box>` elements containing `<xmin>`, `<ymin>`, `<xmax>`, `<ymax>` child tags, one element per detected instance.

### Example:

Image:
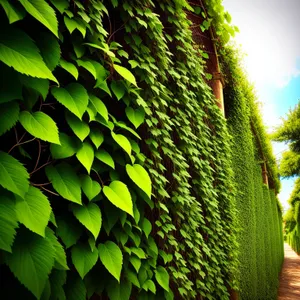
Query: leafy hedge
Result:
<box><xmin>221</xmin><ymin>46</ymin><xmax>284</xmax><ymax>300</ymax></box>
<box><xmin>0</xmin><ymin>0</ymin><xmax>283</xmax><ymax>300</ymax></box>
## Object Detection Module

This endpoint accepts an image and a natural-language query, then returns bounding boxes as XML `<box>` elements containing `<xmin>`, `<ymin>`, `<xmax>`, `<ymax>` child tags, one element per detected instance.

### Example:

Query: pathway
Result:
<box><xmin>278</xmin><ymin>243</ymin><xmax>300</xmax><ymax>299</ymax></box>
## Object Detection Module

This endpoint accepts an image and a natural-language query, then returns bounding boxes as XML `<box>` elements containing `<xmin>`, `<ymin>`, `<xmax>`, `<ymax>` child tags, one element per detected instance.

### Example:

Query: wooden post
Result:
<box><xmin>212</xmin><ymin>71</ymin><xmax>225</xmax><ymax>116</ymax></box>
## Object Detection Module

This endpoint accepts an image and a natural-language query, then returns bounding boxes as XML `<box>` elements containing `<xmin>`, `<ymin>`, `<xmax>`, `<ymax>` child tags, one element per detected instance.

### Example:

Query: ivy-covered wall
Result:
<box><xmin>222</xmin><ymin>46</ymin><xmax>284</xmax><ymax>300</ymax></box>
<box><xmin>0</xmin><ymin>1</ymin><xmax>283</xmax><ymax>300</ymax></box>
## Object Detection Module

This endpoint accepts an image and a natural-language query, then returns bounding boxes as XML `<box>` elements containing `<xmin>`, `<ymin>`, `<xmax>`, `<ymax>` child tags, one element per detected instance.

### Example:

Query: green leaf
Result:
<box><xmin>50</xmin><ymin>133</ymin><xmax>78</xmax><ymax>159</ymax></box>
<box><xmin>0</xmin><ymin>101</ymin><xmax>19</xmax><ymax>136</ymax></box>
<box><xmin>0</xmin><ymin>65</ymin><xmax>23</xmax><ymax>103</ymax></box>
<box><xmin>126</xmin><ymin>269</ymin><xmax>140</xmax><ymax>288</ymax></box>
<box><xmin>45</xmin><ymin>228</ymin><xmax>69</xmax><ymax>270</ymax></box>
<box><xmin>113</xmin><ymin>64</ymin><xmax>137</xmax><ymax>86</ymax></box>
<box><xmin>0</xmin><ymin>0</ymin><xmax>26</xmax><ymax>24</ymax></box>
<box><xmin>19</xmin><ymin>0</ymin><xmax>58</xmax><ymax>37</ymax></box>
<box><xmin>15</xmin><ymin>186</ymin><xmax>51</xmax><ymax>237</ymax></box>
<box><xmin>107</xmin><ymin>279</ymin><xmax>132</xmax><ymax>300</ymax></box>
<box><xmin>141</xmin><ymin>218</ymin><xmax>152</xmax><ymax>239</ymax></box>
<box><xmin>19</xmin><ymin>111</ymin><xmax>60</xmax><ymax>144</ymax></box>
<box><xmin>76</xmin><ymin>142</ymin><xmax>94</xmax><ymax>174</ymax></box>
<box><xmin>4</xmin><ymin>229</ymin><xmax>55</xmax><ymax>299</ymax></box>
<box><xmin>129</xmin><ymin>256</ymin><xmax>141</xmax><ymax>273</ymax></box>
<box><xmin>64</xmin><ymin>16</ymin><xmax>86</xmax><ymax>37</ymax></box>
<box><xmin>98</xmin><ymin>241</ymin><xmax>123</xmax><ymax>281</ymax></box>
<box><xmin>155</xmin><ymin>266</ymin><xmax>169</xmax><ymax>292</ymax></box>
<box><xmin>126</xmin><ymin>164</ymin><xmax>152</xmax><ymax>198</ymax></box>
<box><xmin>111</xmin><ymin>81</ymin><xmax>126</xmax><ymax>100</ymax></box>
<box><xmin>59</xmin><ymin>59</ymin><xmax>78</xmax><ymax>80</ymax></box>
<box><xmin>36</xmin><ymin>31</ymin><xmax>61</xmax><ymax>71</ymax></box>
<box><xmin>89</xmin><ymin>94</ymin><xmax>108</xmax><ymax>122</ymax></box>
<box><xmin>111</xmin><ymin>132</ymin><xmax>131</xmax><ymax>156</ymax></box>
<box><xmin>66</xmin><ymin>112</ymin><xmax>90</xmax><ymax>141</ymax></box>
<box><xmin>89</xmin><ymin>129</ymin><xmax>104</xmax><ymax>149</ymax></box>
<box><xmin>56</xmin><ymin>216</ymin><xmax>82</xmax><ymax>248</ymax></box>
<box><xmin>0</xmin><ymin>151</ymin><xmax>29</xmax><ymax>198</ymax></box>
<box><xmin>95</xmin><ymin>149</ymin><xmax>115</xmax><ymax>169</ymax></box>
<box><xmin>50</xmin><ymin>0</ymin><xmax>68</xmax><ymax>14</ymax></box>
<box><xmin>71</xmin><ymin>243</ymin><xmax>98</xmax><ymax>279</ymax></box>
<box><xmin>80</xmin><ymin>174</ymin><xmax>101</xmax><ymax>201</ymax></box>
<box><xmin>19</xmin><ymin>75</ymin><xmax>49</xmax><ymax>100</ymax></box>
<box><xmin>143</xmin><ymin>280</ymin><xmax>156</xmax><ymax>294</ymax></box>
<box><xmin>72</xmin><ymin>203</ymin><xmax>101</xmax><ymax>239</ymax></box>
<box><xmin>125</xmin><ymin>107</ymin><xmax>145</xmax><ymax>129</ymax></box>
<box><xmin>49</xmin><ymin>270</ymin><xmax>67</xmax><ymax>300</ymax></box>
<box><xmin>103</xmin><ymin>181</ymin><xmax>133</xmax><ymax>216</ymax></box>
<box><xmin>51</xmin><ymin>83</ymin><xmax>88</xmax><ymax>119</ymax></box>
<box><xmin>0</xmin><ymin>191</ymin><xmax>18</xmax><ymax>252</ymax></box>
<box><xmin>77</xmin><ymin>59</ymin><xmax>97</xmax><ymax>79</ymax></box>
<box><xmin>65</xmin><ymin>273</ymin><xmax>87</xmax><ymax>300</ymax></box>
<box><xmin>45</xmin><ymin>163</ymin><xmax>81</xmax><ymax>204</ymax></box>
<box><xmin>0</xmin><ymin>26</ymin><xmax>57</xmax><ymax>82</ymax></box>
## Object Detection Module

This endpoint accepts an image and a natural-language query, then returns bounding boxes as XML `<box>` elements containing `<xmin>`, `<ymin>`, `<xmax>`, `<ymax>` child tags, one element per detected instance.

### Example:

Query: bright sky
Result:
<box><xmin>223</xmin><ymin>0</ymin><xmax>300</xmax><ymax>212</ymax></box>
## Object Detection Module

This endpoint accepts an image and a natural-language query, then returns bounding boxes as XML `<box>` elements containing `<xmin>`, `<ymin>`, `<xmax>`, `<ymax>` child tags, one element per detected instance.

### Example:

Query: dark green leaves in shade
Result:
<box><xmin>59</xmin><ymin>59</ymin><xmax>78</xmax><ymax>80</ymax></box>
<box><xmin>103</xmin><ymin>181</ymin><xmax>133</xmax><ymax>216</ymax></box>
<box><xmin>19</xmin><ymin>111</ymin><xmax>60</xmax><ymax>144</ymax></box>
<box><xmin>50</xmin><ymin>133</ymin><xmax>78</xmax><ymax>159</ymax></box>
<box><xmin>0</xmin><ymin>151</ymin><xmax>29</xmax><ymax>198</ymax></box>
<box><xmin>0</xmin><ymin>101</ymin><xmax>20</xmax><ymax>136</ymax></box>
<box><xmin>71</xmin><ymin>243</ymin><xmax>98</xmax><ymax>279</ymax></box>
<box><xmin>46</xmin><ymin>163</ymin><xmax>81</xmax><ymax>204</ymax></box>
<box><xmin>98</xmin><ymin>241</ymin><xmax>123</xmax><ymax>281</ymax></box>
<box><xmin>4</xmin><ymin>229</ymin><xmax>55</xmax><ymax>299</ymax></box>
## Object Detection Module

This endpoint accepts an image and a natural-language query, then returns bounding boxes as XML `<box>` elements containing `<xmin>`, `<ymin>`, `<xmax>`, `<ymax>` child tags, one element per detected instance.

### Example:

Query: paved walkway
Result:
<box><xmin>278</xmin><ymin>243</ymin><xmax>300</xmax><ymax>300</ymax></box>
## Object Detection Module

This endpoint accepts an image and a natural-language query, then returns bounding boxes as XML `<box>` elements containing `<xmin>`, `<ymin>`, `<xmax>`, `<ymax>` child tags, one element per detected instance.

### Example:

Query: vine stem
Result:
<box><xmin>30</xmin><ymin>157</ymin><xmax>52</xmax><ymax>176</ymax></box>
<box><xmin>31</xmin><ymin>182</ymin><xmax>51</xmax><ymax>187</ymax></box>
<box><xmin>8</xmin><ymin>137</ymin><xmax>36</xmax><ymax>154</ymax></box>
<box><xmin>94</xmin><ymin>171</ymin><xmax>104</xmax><ymax>188</ymax></box>
<box><xmin>40</xmin><ymin>186</ymin><xmax>59</xmax><ymax>196</ymax></box>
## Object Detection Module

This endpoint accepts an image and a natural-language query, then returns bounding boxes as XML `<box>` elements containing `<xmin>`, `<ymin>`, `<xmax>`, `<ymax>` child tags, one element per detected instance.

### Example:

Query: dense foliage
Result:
<box><xmin>0</xmin><ymin>0</ymin><xmax>283</xmax><ymax>299</ymax></box>
<box><xmin>221</xmin><ymin>46</ymin><xmax>284</xmax><ymax>300</ymax></box>
<box><xmin>273</xmin><ymin>102</ymin><xmax>300</xmax><ymax>253</ymax></box>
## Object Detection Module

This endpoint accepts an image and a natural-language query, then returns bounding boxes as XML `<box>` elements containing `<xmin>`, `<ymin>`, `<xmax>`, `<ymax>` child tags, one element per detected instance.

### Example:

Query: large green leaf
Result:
<box><xmin>126</xmin><ymin>164</ymin><xmax>152</xmax><ymax>198</ymax></box>
<box><xmin>35</xmin><ymin>31</ymin><xmax>61</xmax><ymax>71</ymax></box>
<box><xmin>107</xmin><ymin>279</ymin><xmax>132</xmax><ymax>300</ymax></box>
<box><xmin>0</xmin><ymin>27</ymin><xmax>57</xmax><ymax>82</ymax></box>
<box><xmin>0</xmin><ymin>101</ymin><xmax>19</xmax><ymax>136</ymax></box>
<box><xmin>77</xmin><ymin>60</ymin><xmax>97</xmax><ymax>79</ymax></box>
<box><xmin>65</xmin><ymin>273</ymin><xmax>86</xmax><ymax>300</ymax></box>
<box><xmin>89</xmin><ymin>94</ymin><xmax>108</xmax><ymax>122</ymax></box>
<box><xmin>19</xmin><ymin>111</ymin><xmax>60</xmax><ymax>144</ymax></box>
<box><xmin>0</xmin><ymin>151</ymin><xmax>29</xmax><ymax>198</ymax></box>
<box><xmin>76</xmin><ymin>142</ymin><xmax>94</xmax><ymax>174</ymax></box>
<box><xmin>0</xmin><ymin>191</ymin><xmax>18</xmax><ymax>252</ymax></box>
<box><xmin>15</xmin><ymin>186</ymin><xmax>51</xmax><ymax>237</ymax></box>
<box><xmin>103</xmin><ymin>181</ymin><xmax>133</xmax><ymax>216</ymax></box>
<box><xmin>71</xmin><ymin>243</ymin><xmax>98</xmax><ymax>279</ymax></box>
<box><xmin>59</xmin><ymin>59</ymin><xmax>78</xmax><ymax>80</ymax></box>
<box><xmin>66</xmin><ymin>112</ymin><xmax>90</xmax><ymax>141</ymax></box>
<box><xmin>51</xmin><ymin>83</ymin><xmax>88</xmax><ymax>119</ymax></box>
<box><xmin>0</xmin><ymin>0</ymin><xmax>26</xmax><ymax>24</ymax></box>
<box><xmin>125</xmin><ymin>107</ymin><xmax>145</xmax><ymax>129</ymax></box>
<box><xmin>49</xmin><ymin>270</ymin><xmax>67</xmax><ymax>300</ymax></box>
<box><xmin>95</xmin><ymin>149</ymin><xmax>115</xmax><ymax>169</ymax></box>
<box><xmin>56</xmin><ymin>216</ymin><xmax>82</xmax><ymax>249</ymax></box>
<box><xmin>111</xmin><ymin>132</ymin><xmax>131</xmax><ymax>156</ymax></box>
<box><xmin>72</xmin><ymin>203</ymin><xmax>101</xmax><ymax>239</ymax></box>
<box><xmin>155</xmin><ymin>266</ymin><xmax>169</xmax><ymax>292</ymax></box>
<box><xmin>4</xmin><ymin>229</ymin><xmax>55</xmax><ymax>299</ymax></box>
<box><xmin>50</xmin><ymin>133</ymin><xmax>78</xmax><ymax>159</ymax></box>
<box><xmin>80</xmin><ymin>175</ymin><xmax>101</xmax><ymax>201</ymax></box>
<box><xmin>113</xmin><ymin>64</ymin><xmax>137</xmax><ymax>86</ymax></box>
<box><xmin>45</xmin><ymin>228</ymin><xmax>69</xmax><ymax>270</ymax></box>
<box><xmin>45</xmin><ymin>163</ymin><xmax>81</xmax><ymax>204</ymax></box>
<box><xmin>19</xmin><ymin>0</ymin><xmax>58</xmax><ymax>37</ymax></box>
<box><xmin>111</xmin><ymin>80</ymin><xmax>126</xmax><ymax>100</ymax></box>
<box><xmin>89</xmin><ymin>129</ymin><xmax>104</xmax><ymax>149</ymax></box>
<box><xmin>98</xmin><ymin>241</ymin><xmax>123</xmax><ymax>281</ymax></box>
